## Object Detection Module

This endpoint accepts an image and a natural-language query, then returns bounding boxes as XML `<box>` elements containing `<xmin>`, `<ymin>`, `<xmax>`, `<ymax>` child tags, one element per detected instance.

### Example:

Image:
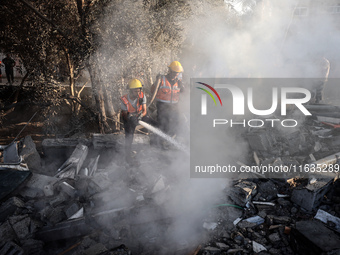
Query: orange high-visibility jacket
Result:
<box><xmin>120</xmin><ymin>92</ymin><xmax>144</xmax><ymax>113</ymax></box>
<box><xmin>156</xmin><ymin>76</ymin><xmax>180</xmax><ymax>103</ymax></box>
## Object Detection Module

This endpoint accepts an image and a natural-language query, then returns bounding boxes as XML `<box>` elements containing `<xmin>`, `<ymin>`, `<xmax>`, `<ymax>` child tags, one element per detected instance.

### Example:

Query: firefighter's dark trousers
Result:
<box><xmin>156</xmin><ymin>101</ymin><xmax>179</xmax><ymax>137</ymax></box>
<box><xmin>123</xmin><ymin>115</ymin><xmax>156</xmax><ymax>163</ymax></box>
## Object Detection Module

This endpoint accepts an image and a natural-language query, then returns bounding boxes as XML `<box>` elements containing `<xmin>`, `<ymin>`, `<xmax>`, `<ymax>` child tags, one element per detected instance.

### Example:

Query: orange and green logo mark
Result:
<box><xmin>196</xmin><ymin>82</ymin><xmax>223</xmax><ymax>106</ymax></box>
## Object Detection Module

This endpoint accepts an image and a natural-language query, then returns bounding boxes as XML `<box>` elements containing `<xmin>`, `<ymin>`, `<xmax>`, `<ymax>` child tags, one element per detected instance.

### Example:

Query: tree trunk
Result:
<box><xmin>64</xmin><ymin>49</ymin><xmax>77</xmax><ymax>113</ymax></box>
<box><xmin>103</xmin><ymin>83</ymin><xmax>116</xmax><ymax>125</ymax></box>
<box><xmin>86</xmin><ymin>62</ymin><xmax>110</xmax><ymax>134</ymax></box>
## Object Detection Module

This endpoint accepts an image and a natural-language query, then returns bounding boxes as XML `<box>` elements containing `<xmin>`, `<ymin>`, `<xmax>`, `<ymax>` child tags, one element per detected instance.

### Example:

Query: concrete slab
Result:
<box><xmin>291</xmin><ymin>220</ymin><xmax>340</xmax><ymax>254</ymax></box>
<box><xmin>0</xmin><ymin>197</ymin><xmax>25</xmax><ymax>223</ymax></box>
<box><xmin>291</xmin><ymin>179</ymin><xmax>333</xmax><ymax>211</ymax></box>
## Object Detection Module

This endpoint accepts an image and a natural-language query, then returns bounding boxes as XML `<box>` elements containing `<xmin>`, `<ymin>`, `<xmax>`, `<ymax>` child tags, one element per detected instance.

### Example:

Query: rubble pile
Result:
<box><xmin>1</xmin><ymin>104</ymin><xmax>340</xmax><ymax>254</ymax></box>
<box><xmin>198</xmin><ymin>178</ymin><xmax>340</xmax><ymax>255</ymax></box>
<box><xmin>244</xmin><ymin>105</ymin><xmax>340</xmax><ymax>176</ymax></box>
<box><xmin>0</xmin><ymin>134</ymin><xmax>187</xmax><ymax>255</ymax></box>
<box><xmin>196</xmin><ymin>104</ymin><xmax>340</xmax><ymax>255</ymax></box>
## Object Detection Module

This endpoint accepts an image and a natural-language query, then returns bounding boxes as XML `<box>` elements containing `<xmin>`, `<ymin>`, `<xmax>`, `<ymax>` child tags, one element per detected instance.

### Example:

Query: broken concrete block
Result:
<box><xmin>56</xmin><ymin>144</ymin><xmax>88</xmax><ymax>178</ymax></box>
<box><xmin>226</xmin><ymin>248</ymin><xmax>244</xmax><ymax>254</ymax></box>
<box><xmin>202</xmin><ymin>246</ymin><xmax>221</xmax><ymax>254</ymax></box>
<box><xmin>237</xmin><ymin>220</ymin><xmax>257</xmax><ymax>229</ymax></box>
<box><xmin>20</xmin><ymin>135</ymin><xmax>42</xmax><ymax>172</ymax></box>
<box><xmin>268</xmin><ymin>247</ymin><xmax>281</xmax><ymax>255</ymax></box>
<box><xmin>92</xmin><ymin>133</ymin><xmax>124</xmax><ymax>150</ymax></box>
<box><xmin>317</xmin><ymin>115</ymin><xmax>340</xmax><ymax>124</ymax></box>
<box><xmin>59</xmin><ymin>181</ymin><xmax>76</xmax><ymax>197</ymax></box>
<box><xmin>79</xmin><ymin>167</ymin><xmax>89</xmax><ymax>176</ymax></box>
<box><xmin>307</xmin><ymin>151</ymin><xmax>340</xmax><ymax>173</ymax></box>
<box><xmin>38</xmin><ymin>205</ymin><xmax>53</xmax><ymax>222</ymax></box>
<box><xmin>19</xmin><ymin>186</ymin><xmax>44</xmax><ymax>199</ymax></box>
<box><xmin>0</xmin><ymin>221</ymin><xmax>16</xmax><ymax>241</ymax></box>
<box><xmin>291</xmin><ymin>179</ymin><xmax>333</xmax><ymax>211</ymax></box>
<box><xmin>49</xmin><ymin>192</ymin><xmax>69</xmax><ymax>207</ymax></box>
<box><xmin>268</xmin><ymin>232</ymin><xmax>281</xmax><ymax>243</ymax></box>
<box><xmin>228</xmin><ymin>181</ymin><xmax>257</xmax><ymax>207</ymax></box>
<box><xmin>65</xmin><ymin>203</ymin><xmax>81</xmax><ymax>219</ymax></box>
<box><xmin>233</xmin><ymin>217</ymin><xmax>242</xmax><ymax>226</ymax></box>
<box><xmin>266</xmin><ymin>215</ymin><xmax>291</xmax><ymax>225</ymax></box>
<box><xmin>91</xmin><ymin>186</ymin><xmax>135</xmax><ymax>211</ymax></box>
<box><xmin>83</xmin><ymin>243</ymin><xmax>108</xmax><ymax>255</ymax></box>
<box><xmin>30</xmin><ymin>219</ymin><xmax>43</xmax><ymax>234</ymax></box>
<box><xmin>25</xmin><ymin>173</ymin><xmax>57</xmax><ymax>189</ymax></box>
<box><xmin>88</xmin><ymin>173</ymin><xmax>112</xmax><ymax>194</ymax></box>
<box><xmin>291</xmin><ymin>220</ymin><xmax>340</xmax><ymax>254</ymax></box>
<box><xmin>80</xmin><ymin>236</ymin><xmax>98</xmax><ymax>250</ymax></box>
<box><xmin>238</xmin><ymin>216</ymin><xmax>265</xmax><ymax>229</ymax></box>
<box><xmin>88</xmin><ymin>155</ymin><xmax>100</xmax><ymax>176</ymax></box>
<box><xmin>0</xmin><ymin>197</ymin><xmax>25</xmax><ymax>223</ymax></box>
<box><xmin>203</xmin><ymin>222</ymin><xmax>218</xmax><ymax>231</ymax></box>
<box><xmin>42</xmin><ymin>138</ymin><xmax>91</xmax><ymax>158</ymax></box>
<box><xmin>216</xmin><ymin>242</ymin><xmax>229</xmax><ymax>250</ymax></box>
<box><xmin>36</xmin><ymin>217</ymin><xmax>91</xmax><ymax>242</ymax></box>
<box><xmin>68</xmin><ymin>208</ymin><xmax>84</xmax><ymax>220</ymax></box>
<box><xmin>21</xmin><ymin>239</ymin><xmax>44</xmax><ymax>255</ymax></box>
<box><xmin>74</xmin><ymin>177</ymin><xmax>89</xmax><ymax>198</ymax></box>
<box><xmin>257</xmin><ymin>180</ymin><xmax>278</xmax><ymax>201</ymax></box>
<box><xmin>48</xmin><ymin>206</ymin><xmax>67</xmax><ymax>225</ymax></box>
<box><xmin>136</xmin><ymin>193</ymin><xmax>144</xmax><ymax>202</ymax></box>
<box><xmin>277</xmin><ymin>198</ymin><xmax>292</xmax><ymax>207</ymax></box>
<box><xmin>151</xmin><ymin>175</ymin><xmax>166</xmax><ymax>193</ymax></box>
<box><xmin>0</xmin><ymin>241</ymin><xmax>24</xmax><ymax>255</ymax></box>
<box><xmin>152</xmin><ymin>187</ymin><xmax>170</xmax><ymax>206</ymax></box>
<box><xmin>21</xmin><ymin>173</ymin><xmax>58</xmax><ymax>198</ymax></box>
<box><xmin>314</xmin><ymin>141</ymin><xmax>322</xmax><ymax>152</ymax></box>
<box><xmin>43</xmin><ymin>184</ymin><xmax>54</xmax><ymax>197</ymax></box>
<box><xmin>245</xmin><ymin>216</ymin><xmax>265</xmax><ymax>225</ymax></box>
<box><xmin>252</xmin><ymin>241</ymin><xmax>267</xmax><ymax>253</ymax></box>
<box><xmin>314</xmin><ymin>209</ymin><xmax>340</xmax><ymax>233</ymax></box>
<box><xmin>9</xmin><ymin>215</ymin><xmax>31</xmax><ymax>240</ymax></box>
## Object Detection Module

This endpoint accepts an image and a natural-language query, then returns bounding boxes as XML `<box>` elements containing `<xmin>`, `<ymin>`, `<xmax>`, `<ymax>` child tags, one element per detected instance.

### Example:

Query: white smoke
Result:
<box><xmin>182</xmin><ymin>0</ymin><xmax>340</xmax><ymax>79</ymax></box>
<box><xmin>95</xmin><ymin>0</ymin><xmax>340</xmax><ymax>253</ymax></box>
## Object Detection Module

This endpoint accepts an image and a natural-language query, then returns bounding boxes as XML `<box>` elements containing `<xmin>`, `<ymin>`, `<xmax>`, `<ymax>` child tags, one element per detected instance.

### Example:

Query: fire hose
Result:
<box><xmin>147</xmin><ymin>75</ymin><xmax>161</xmax><ymax>109</ymax></box>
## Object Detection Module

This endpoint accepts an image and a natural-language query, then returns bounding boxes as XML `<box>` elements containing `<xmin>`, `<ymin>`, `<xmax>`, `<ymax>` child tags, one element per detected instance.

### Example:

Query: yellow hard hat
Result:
<box><xmin>128</xmin><ymin>79</ymin><xmax>142</xmax><ymax>89</ymax></box>
<box><xmin>168</xmin><ymin>61</ymin><xmax>183</xmax><ymax>73</ymax></box>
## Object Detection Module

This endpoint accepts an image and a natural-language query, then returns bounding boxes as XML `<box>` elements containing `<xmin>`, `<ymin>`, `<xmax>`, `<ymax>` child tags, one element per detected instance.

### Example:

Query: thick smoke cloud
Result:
<box><xmin>96</xmin><ymin>0</ymin><xmax>340</xmax><ymax>252</ymax></box>
<box><xmin>183</xmin><ymin>0</ymin><xmax>339</xmax><ymax>79</ymax></box>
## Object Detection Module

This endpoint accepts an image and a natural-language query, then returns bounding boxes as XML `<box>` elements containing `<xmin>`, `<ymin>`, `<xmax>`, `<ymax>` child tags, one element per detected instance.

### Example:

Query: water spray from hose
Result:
<box><xmin>138</xmin><ymin>120</ymin><xmax>189</xmax><ymax>154</ymax></box>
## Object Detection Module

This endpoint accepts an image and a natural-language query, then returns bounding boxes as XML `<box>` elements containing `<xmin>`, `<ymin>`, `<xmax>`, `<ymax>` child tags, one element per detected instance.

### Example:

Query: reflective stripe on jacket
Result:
<box><xmin>155</xmin><ymin>76</ymin><xmax>180</xmax><ymax>103</ymax></box>
<box><xmin>120</xmin><ymin>92</ymin><xmax>144</xmax><ymax>113</ymax></box>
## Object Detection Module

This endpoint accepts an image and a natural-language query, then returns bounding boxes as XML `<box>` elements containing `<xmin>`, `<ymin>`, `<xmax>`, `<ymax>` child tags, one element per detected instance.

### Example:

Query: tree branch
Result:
<box><xmin>17</xmin><ymin>0</ymin><xmax>70</xmax><ymax>41</ymax></box>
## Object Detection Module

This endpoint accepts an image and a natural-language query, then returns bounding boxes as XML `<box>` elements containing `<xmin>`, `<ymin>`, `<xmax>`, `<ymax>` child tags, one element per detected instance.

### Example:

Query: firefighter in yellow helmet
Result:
<box><xmin>151</xmin><ymin>61</ymin><xmax>184</xmax><ymax>147</ymax></box>
<box><xmin>121</xmin><ymin>79</ymin><xmax>147</xmax><ymax>163</ymax></box>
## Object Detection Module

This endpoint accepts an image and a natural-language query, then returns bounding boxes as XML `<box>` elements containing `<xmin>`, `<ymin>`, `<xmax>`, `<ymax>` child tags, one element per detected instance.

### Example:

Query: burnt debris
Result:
<box><xmin>1</xmin><ymin>104</ymin><xmax>340</xmax><ymax>254</ymax></box>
